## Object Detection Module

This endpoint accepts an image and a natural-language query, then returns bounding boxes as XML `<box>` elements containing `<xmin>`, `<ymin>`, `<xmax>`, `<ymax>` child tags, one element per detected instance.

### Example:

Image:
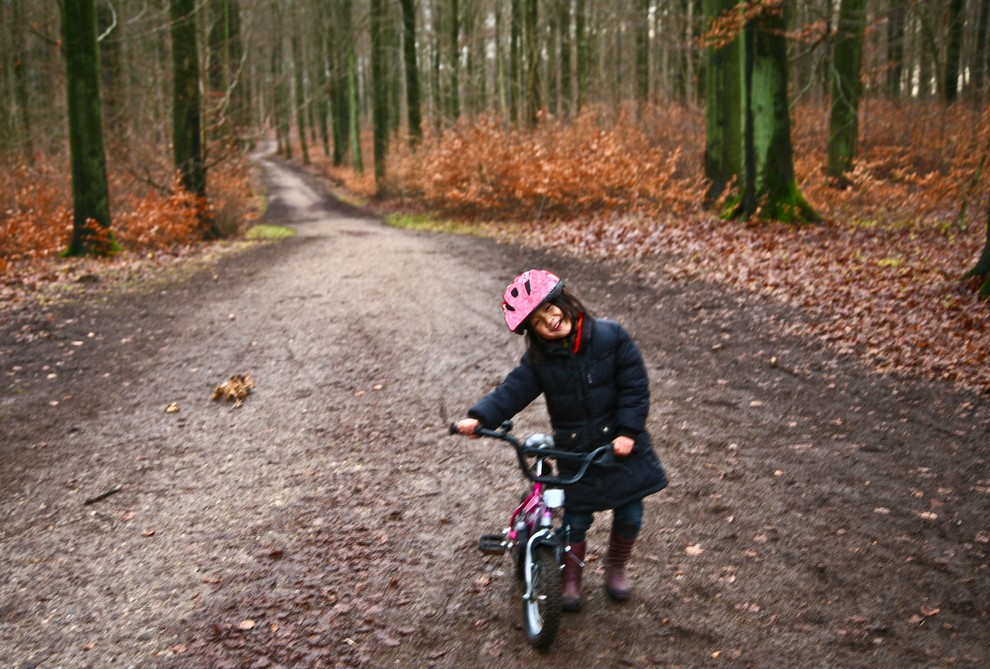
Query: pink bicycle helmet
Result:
<box><xmin>501</xmin><ymin>269</ymin><xmax>564</xmax><ymax>333</ymax></box>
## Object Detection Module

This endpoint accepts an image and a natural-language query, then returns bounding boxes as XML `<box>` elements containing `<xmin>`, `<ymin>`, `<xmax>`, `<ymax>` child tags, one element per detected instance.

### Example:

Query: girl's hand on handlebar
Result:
<box><xmin>455</xmin><ymin>418</ymin><xmax>481</xmax><ymax>438</ymax></box>
<box><xmin>612</xmin><ymin>435</ymin><xmax>634</xmax><ymax>457</ymax></box>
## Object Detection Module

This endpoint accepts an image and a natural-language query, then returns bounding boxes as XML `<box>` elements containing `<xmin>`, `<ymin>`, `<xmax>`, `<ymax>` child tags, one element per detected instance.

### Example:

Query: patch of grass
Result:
<box><xmin>384</xmin><ymin>213</ymin><xmax>476</xmax><ymax>234</ymax></box>
<box><xmin>245</xmin><ymin>224</ymin><xmax>295</xmax><ymax>240</ymax></box>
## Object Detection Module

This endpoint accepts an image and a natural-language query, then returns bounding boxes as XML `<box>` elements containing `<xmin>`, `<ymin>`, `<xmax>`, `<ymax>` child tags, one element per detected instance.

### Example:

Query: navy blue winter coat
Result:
<box><xmin>468</xmin><ymin>317</ymin><xmax>668</xmax><ymax>512</ymax></box>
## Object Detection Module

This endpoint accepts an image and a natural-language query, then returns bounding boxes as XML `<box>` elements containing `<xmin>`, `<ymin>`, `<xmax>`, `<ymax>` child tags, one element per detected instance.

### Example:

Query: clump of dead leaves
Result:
<box><xmin>213</xmin><ymin>373</ymin><xmax>255</xmax><ymax>407</ymax></box>
<box><xmin>374</xmin><ymin>100</ymin><xmax>990</xmax><ymax>391</ymax></box>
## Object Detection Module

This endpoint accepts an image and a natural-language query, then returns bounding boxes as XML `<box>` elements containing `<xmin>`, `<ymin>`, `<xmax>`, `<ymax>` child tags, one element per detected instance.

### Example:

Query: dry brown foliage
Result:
<box><xmin>0</xmin><ymin>148</ymin><xmax>257</xmax><ymax>300</ymax></box>
<box><xmin>378</xmin><ymin>101</ymin><xmax>988</xmax><ymax>391</ymax></box>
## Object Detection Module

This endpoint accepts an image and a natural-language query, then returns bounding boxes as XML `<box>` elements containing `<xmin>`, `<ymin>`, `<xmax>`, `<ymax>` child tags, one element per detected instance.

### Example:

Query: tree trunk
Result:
<box><xmin>963</xmin><ymin>200</ymin><xmax>990</xmax><ymax>297</ymax></box>
<box><xmin>510</xmin><ymin>0</ymin><xmax>522</xmax><ymax>124</ymax></box>
<box><xmin>399</xmin><ymin>0</ymin><xmax>423</xmax><ymax>144</ymax></box>
<box><xmin>62</xmin><ymin>0</ymin><xmax>114</xmax><ymax>256</ymax></box>
<box><xmin>494</xmin><ymin>3</ymin><xmax>507</xmax><ymax>117</ymax></box>
<box><xmin>576</xmin><ymin>0</ymin><xmax>589</xmax><ymax>111</ymax></box>
<box><xmin>224</xmin><ymin>0</ymin><xmax>248</xmax><ymax>138</ymax></box>
<box><xmin>558</xmin><ymin>0</ymin><xmax>572</xmax><ymax>118</ymax></box>
<box><xmin>973</xmin><ymin>0</ymin><xmax>990</xmax><ymax>101</ymax></box>
<box><xmin>886</xmin><ymin>0</ymin><xmax>905</xmax><ymax>98</ymax></box>
<box><xmin>329</xmin><ymin>1</ymin><xmax>352</xmax><ymax>167</ymax></box>
<box><xmin>207</xmin><ymin>0</ymin><xmax>228</xmax><ymax>141</ymax></box>
<box><xmin>703</xmin><ymin>0</ymin><xmax>743</xmax><ymax>205</ymax></box>
<box><xmin>635</xmin><ymin>0</ymin><xmax>650</xmax><ymax>105</ymax></box>
<box><xmin>171</xmin><ymin>0</ymin><xmax>215</xmax><ymax>236</ymax></box>
<box><xmin>826</xmin><ymin>0</ymin><xmax>866</xmax><ymax>183</ymax></box>
<box><xmin>446</xmin><ymin>0</ymin><xmax>460</xmax><ymax>123</ymax></box>
<box><xmin>347</xmin><ymin>41</ymin><xmax>364</xmax><ymax>173</ymax></box>
<box><xmin>524</xmin><ymin>0</ymin><xmax>540</xmax><ymax>127</ymax></box>
<box><xmin>547</xmin><ymin>2</ymin><xmax>559</xmax><ymax>115</ymax></box>
<box><xmin>944</xmin><ymin>0</ymin><xmax>965</xmax><ymax>104</ymax></box>
<box><xmin>291</xmin><ymin>28</ymin><xmax>309</xmax><ymax>165</ymax></box>
<box><xmin>206</xmin><ymin>0</ymin><xmax>247</xmax><ymax>143</ymax></box>
<box><xmin>272</xmin><ymin>7</ymin><xmax>291</xmax><ymax>159</ymax></box>
<box><xmin>97</xmin><ymin>2</ymin><xmax>123</xmax><ymax>146</ymax></box>
<box><xmin>313</xmin><ymin>2</ymin><xmax>330</xmax><ymax>157</ymax></box>
<box><xmin>12</xmin><ymin>0</ymin><xmax>34</xmax><ymax>163</ymax></box>
<box><xmin>740</xmin><ymin>1</ymin><xmax>817</xmax><ymax>222</ymax></box>
<box><xmin>370</xmin><ymin>0</ymin><xmax>387</xmax><ymax>190</ymax></box>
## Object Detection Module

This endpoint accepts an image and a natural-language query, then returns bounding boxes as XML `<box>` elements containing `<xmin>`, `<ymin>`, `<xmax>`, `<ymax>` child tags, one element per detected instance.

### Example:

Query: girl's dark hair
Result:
<box><xmin>524</xmin><ymin>287</ymin><xmax>594</xmax><ymax>364</ymax></box>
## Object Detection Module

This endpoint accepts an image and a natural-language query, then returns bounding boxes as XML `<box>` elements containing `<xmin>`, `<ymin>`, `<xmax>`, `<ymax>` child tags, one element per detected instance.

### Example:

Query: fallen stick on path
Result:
<box><xmin>83</xmin><ymin>485</ymin><xmax>123</xmax><ymax>506</ymax></box>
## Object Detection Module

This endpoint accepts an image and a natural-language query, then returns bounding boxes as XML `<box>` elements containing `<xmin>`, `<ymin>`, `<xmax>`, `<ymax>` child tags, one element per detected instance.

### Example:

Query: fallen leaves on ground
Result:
<box><xmin>212</xmin><ymin>373</ymin><xmax>254</xmax><ymax>407</ymax></box>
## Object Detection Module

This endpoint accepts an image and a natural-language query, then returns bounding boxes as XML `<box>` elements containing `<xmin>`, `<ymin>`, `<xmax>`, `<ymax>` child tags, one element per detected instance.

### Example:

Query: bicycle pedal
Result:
<box><xmin>478</xmin><ymin>534</ymin><xmax>508</xmax><ymax>555</ymax></box>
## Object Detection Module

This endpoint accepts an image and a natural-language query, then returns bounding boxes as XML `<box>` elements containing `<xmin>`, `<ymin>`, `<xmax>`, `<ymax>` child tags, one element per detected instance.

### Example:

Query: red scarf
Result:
<box><xmin>571</xmin><ymin>313</ymin><xmax>585</xmax><ymax>354</ymax></box>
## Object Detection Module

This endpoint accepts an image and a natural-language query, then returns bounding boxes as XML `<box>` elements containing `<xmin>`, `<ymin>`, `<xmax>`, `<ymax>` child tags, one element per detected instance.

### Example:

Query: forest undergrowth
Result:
<box><xmin>0</xmin><ymin>102</ymin><xmax>986</xmax><ymax>391</ymax></box>
<box><xmin>326</xmin><ymin>101</ymin><xmax>990</xmax><ymax>392</ymax></box>
<box><xmin>0</xmin><ymin>149</ymin><xmax>257</xmax><ymax>303</ymax></box>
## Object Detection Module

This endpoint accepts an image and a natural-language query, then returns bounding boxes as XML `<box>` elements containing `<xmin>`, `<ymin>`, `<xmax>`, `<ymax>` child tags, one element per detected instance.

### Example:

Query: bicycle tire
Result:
<box><xmin>523</xmin><ymin>545</ymin><xmax>562</xmax><ymax>650</ymax></box>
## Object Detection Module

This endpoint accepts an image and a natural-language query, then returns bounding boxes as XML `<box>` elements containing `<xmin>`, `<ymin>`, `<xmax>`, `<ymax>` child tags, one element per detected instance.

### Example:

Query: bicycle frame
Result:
<box><xmin>450</xmin><ymin>420</ymin><xmax>613</xmax><ymax>650</ymax></box>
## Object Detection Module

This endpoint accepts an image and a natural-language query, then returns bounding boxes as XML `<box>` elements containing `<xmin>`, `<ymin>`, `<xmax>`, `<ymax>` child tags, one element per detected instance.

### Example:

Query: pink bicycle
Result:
<box><xmin>449</xmin><ymin>420</ymin><xmax>613</xmax><ymax>650</ymax></box>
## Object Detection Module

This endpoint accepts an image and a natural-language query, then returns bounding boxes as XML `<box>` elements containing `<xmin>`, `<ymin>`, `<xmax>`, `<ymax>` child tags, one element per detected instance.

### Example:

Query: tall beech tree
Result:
<box><xmin>944</xmin><ymin>0</ymin><xmax>965</xmax><ymax>103</ymax></box>
<box><xmin>291</xmin><ymin>23</ymin><xmax>309</xmax><ymax>166</ymax></box>
<box><xmin>576</xmin><ymin>0</ymin><xmax>589</xmax><ymax>111</ymax></box>
<box><xmin>704</xmin><ymin>0</ymin><xmax>817</xmax><ymax>222</ymax></box>
<box><xmin>510</xmin><ymin>0</ymin><xmax>522</xmax><ymax>124</ymax></box>
<box><xmin>703</xmin><ymin>0</ymin><xmax>743</xmax><ymax>206</ymax></box>
<box><xmin>62</xmin><ymin>0</ymin><xmax>114</xmax><ymax>256</ymax></box>
<box><xmin>523</xmin><ymin>0</ymin><xmax>540</xmax><ymax>127</ymax></box>
<box><xmin>370</xmin><ymin>0</ymin><xmax>388</xmax><ymax>190</ymax></box>
<box><xmin>328</xmin><ymin>0</ymin><xmax>351</xmax><ymax>167</ymax></box>
<box><xmin>171</xmin><ymin>0</ymin><xmax>215</xmax><ymax>236</ymax></box>
<box><xmin>827</xmin><ymin>0</ymin><xmax>867</xmax><ymax>183</ymax></box>
<box><xmin>207</xmin><ymin>0</ymin><xmax>247</xmax><ymax>143</ymax></box>
<box><xmin>400</xmin><ymin>0</ymin><xmax>423</xmax><ymax>145</ymax></box>
<box><xmin>886</xmin><ymin>0</ymin><xmax>905</xmax><ymax>98</ymax></box>
<box><xmin>12</xmin><ymin>0</ymin><xmax>34</xmax><ymax>162</ymax></box>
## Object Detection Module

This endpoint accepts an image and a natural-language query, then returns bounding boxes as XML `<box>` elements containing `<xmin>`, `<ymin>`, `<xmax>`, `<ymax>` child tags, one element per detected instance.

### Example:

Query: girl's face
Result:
<box><xmin>528</xmin><ymin>303</ymin><xmax>572</xmax><ymax>340</ymax></box>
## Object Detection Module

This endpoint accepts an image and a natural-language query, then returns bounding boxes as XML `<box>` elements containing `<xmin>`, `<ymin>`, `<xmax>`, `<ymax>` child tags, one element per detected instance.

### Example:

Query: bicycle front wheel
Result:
<box><xmin>523</xmin><ymin>545</ymin><xmax>562</xmax><ymax>650</ymax></box>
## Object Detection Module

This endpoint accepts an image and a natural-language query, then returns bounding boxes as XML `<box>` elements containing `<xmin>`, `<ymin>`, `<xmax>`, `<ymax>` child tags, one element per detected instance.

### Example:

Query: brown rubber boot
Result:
<box><xmin>561</xmin><ymin>541</ymin><xmax>586</xmax><ymax>612</ymax></box>
<box><xmin>604</xmin><ymin>532</ymin><xmax>635</xmax><ymax>602</ymax></box>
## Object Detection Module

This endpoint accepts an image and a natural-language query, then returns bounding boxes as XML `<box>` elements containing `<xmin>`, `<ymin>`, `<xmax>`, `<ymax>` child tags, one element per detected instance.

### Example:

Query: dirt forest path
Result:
<box><xmin>2</xmin><ymin>144</ymin><xmax>988</xmax><ymax>669</ymax></box>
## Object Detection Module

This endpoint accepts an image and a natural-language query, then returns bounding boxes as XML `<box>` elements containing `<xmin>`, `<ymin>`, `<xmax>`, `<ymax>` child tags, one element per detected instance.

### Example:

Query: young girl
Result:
<box><xmin>454</xmin><ymin>269</ymin><xmax>668</xmax><ymax>611</ymax></box>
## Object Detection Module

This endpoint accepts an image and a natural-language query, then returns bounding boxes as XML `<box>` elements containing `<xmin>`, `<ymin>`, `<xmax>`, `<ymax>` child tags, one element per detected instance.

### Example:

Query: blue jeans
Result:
<box><xmin>564</xmin><ymin>499</ymin><xmax>644</xmax><ymax>543</ymax></box>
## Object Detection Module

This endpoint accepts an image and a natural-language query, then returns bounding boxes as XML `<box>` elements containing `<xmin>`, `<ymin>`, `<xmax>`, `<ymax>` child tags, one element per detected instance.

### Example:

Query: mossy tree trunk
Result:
<box><xmin>702</xmin><ymin>0</ymin><xmax>743</xmax><ymax>206</ymax></box>
<box><xmin>963</xmin><ymin>201</ymin><xmax>990</xmax><ymax>297</ymax></box>
<box><xmin>62</xmin><ymin>0</ymin><xmax>115</xmax><ymax>256</ymax></box>
<box><xmin>739</xmin><ymin>2</ymin><xmax>818</xmax><ymax>222</ymax></box>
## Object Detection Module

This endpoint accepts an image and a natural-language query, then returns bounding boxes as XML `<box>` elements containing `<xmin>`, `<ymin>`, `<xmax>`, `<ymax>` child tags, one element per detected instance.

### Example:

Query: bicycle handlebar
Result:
<box><xmin>448</xmin><ymin>421</ymin><xmax>614</xmax><ymax>486</ymax></box>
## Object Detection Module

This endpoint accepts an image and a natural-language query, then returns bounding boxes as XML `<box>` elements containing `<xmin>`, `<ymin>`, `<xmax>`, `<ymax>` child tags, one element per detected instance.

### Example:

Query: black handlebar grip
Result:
<box><xmin>449</xmin><ymin>423</ymin><xmax>459</xmax><ymax>435</ymax></box>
